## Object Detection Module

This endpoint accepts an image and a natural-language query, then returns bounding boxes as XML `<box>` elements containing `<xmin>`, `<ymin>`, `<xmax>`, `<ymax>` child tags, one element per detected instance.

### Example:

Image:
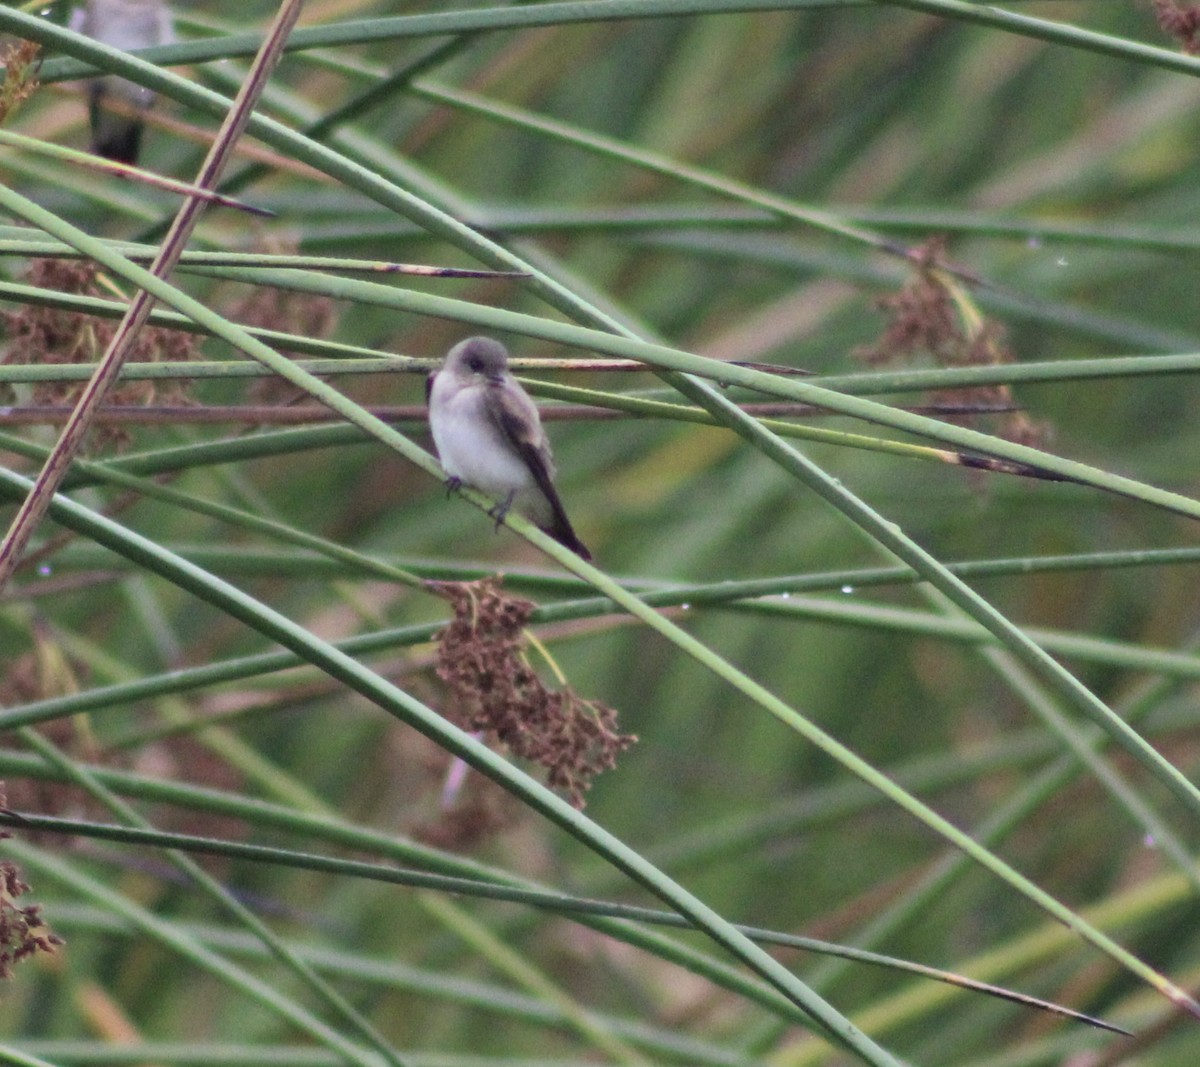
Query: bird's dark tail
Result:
<box><xmin>93</xmin><ymin>121</ymin><xmax>144</xmax><ymax>165</ymax></box>
<box><xmin>542</xmin><ymin>518</ymin><xmax>592</xmax><ymax>561</ymax></box>
<box><xmin>540</xmin><ymin>508</ymin><xmax>592</xmax><ymax>561</ymax></box>
<box><xmin>89</xmin><ymin>86</ymin><xmax>145</xmax><ymax>165</ymax></box>
<box><xmin>521</xmin><ymin>453</ymin><xmax>592</xmax><ymax>561</ymax></box>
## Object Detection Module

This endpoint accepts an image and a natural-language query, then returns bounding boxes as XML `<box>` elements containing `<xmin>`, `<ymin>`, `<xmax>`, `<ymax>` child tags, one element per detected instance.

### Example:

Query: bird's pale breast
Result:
<box><xmin>430</xmin><ymin>380</ymin><xmax>536</xmax><ymax>498</ymax></box>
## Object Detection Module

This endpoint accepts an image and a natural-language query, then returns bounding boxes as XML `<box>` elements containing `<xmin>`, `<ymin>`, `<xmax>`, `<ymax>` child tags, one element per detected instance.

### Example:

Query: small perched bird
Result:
<box><xmin>73</xmin><ymin>0</ymin><xmax>175</xmax><ymax>164</ymax></box>
<box><xmin>427</xmin><ymin>337</ymin><xmax>592</xmax><ymax>560</ymax></box>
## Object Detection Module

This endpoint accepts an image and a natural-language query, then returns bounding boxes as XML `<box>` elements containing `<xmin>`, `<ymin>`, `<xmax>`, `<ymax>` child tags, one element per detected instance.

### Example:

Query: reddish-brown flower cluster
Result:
<box><xmin>857</xmin><ymin>240</ymin><xmax>963</xmax><ymax>369</ymax></box>
<box><xmin>431</xmin><ymin>578</ymin><xmax>636</xmax><ymax>810</ymax></box>
<box><xmin>0</xmin><ymin>643</ymin><xmax>100</xmax><ymax>846</ymax></box>
<box><xmin>1</xmin><ymin>258</ymin><xmax>199</xmax><ymax>449</ymax></box>
<box><xmin>0</xmin><ymin>784</ymin><xmax>64</xmax><ymax>980</ymax></box>
<box><xmin>0</xmin><ymin>39</ymin><xmax>40</xmax><ymax>125</ymax></box>
<box><xmin>857</xmin><ymin>239</ymin><xmax>1047</xmax><ymax>449</ymax></box>
<box><xmin>1154</xmin><ymin>0</ymin><xmax>1200</xmax><ymax>53</ymax></box>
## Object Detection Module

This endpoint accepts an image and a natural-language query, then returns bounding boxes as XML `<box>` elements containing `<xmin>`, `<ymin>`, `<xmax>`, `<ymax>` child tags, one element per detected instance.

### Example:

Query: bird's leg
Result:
<box><xmin>444</xmin><ymin>475</ymin><xmax>462</xmax><ymax>497</ymax></box>
<box><xmin>488</xmin><ymin>490</ymin><xmax>516</xmax><ymax>532</ymax></box>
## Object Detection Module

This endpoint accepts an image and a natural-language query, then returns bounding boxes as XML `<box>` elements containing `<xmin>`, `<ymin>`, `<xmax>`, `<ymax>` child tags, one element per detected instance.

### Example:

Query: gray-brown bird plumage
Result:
<box><xmin>427</xmin><ymin>337</ymin><xmax>592</xmax><ymax>560</ymax></box>
<box><xmin>75</xmin><ymin>0</ymin><xmax>174</xmax><ymax>164</ymax></box>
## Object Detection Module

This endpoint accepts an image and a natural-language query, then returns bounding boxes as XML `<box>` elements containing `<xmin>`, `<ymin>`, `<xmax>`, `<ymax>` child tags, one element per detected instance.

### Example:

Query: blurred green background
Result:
<box><xmin>1</xmin><ymin>1</ymin><xmax>1199</xmax><ymax>1065</ymax></box>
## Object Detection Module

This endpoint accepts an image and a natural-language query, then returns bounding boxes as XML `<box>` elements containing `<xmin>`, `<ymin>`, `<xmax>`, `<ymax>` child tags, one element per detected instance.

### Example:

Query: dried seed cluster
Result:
<box><xmin>0</xmin><ymin>647</ymin><xmax>98</xmax><ymax>844</ymax></box>
<box><xmin>0</xmin><ymin>858</ymin><xmax>62</xmax><ymax>980</ymax></box>
<box><xmin>0</xmin><ymin>784</ymin><xmax>63</xmax><ymax>980</ymax></box>
<box><xmin>1155</xmin><ymin>0</ymin><xmax>1200</xmax><ymax>52</ymax></box>
<box><xmin>1</xmin><ymin>258</ymin><xmax>199</xmax><ymax>449</ymax></box>
<box><xmin>0</xmin><ymin>39</ymin><xmax>40</xmax><ymax>125</ymax></box>
<box><xmin>432</xmin><ymin>578</ymin><xmax>636</xmax><ymax>809</ymax></box>
<box><xmin>857</xmin><ymin>239</ymin><xmax>1046</xmax><ymax>448</ymax></box>
<box><xmin>857</xmin><ymin>241</ymin><xmax>964</xmax><ymax>369</ymax></box>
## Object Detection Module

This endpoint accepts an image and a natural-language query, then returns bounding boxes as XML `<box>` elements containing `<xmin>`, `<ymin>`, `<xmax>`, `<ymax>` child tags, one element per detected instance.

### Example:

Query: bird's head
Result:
<box><xmin>445</xmin><ymin>336</ymin><xmax>509</xmax><ymax>384</ymax></box>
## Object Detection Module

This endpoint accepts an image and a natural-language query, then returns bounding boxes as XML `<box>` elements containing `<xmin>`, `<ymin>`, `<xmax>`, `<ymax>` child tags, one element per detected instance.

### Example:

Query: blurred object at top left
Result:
<box><xmin>71</xmin><ymin>0</ymin><xmax>174</xmax><ymax>164</ymax></box>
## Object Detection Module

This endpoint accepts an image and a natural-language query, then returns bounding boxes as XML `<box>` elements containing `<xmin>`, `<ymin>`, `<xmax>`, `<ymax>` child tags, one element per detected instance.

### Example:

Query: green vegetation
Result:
<box><xmin>1</xmin><ymin>1</ymin><xmax>1199</xmax><ymax>1064</ymax></box>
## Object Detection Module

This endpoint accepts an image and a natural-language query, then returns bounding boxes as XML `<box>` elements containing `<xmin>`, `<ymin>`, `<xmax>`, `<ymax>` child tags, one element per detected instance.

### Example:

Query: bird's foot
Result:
<box><xmin>444</xmin><ymin>476</ymin><xmax>462</xmax><ymax>497</ymax></box>
<box><xmin>487</xmin><ymin>491</ymin><xmax>516</xmax><ymax>532</ymax></box>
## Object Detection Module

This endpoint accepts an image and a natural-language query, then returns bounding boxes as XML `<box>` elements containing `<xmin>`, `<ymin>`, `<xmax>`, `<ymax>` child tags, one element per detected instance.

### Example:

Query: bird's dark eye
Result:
<box><xmin>467</xmin><ymin>356</ymin><xmax>485</xmax><ymax>372</ymax></box>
